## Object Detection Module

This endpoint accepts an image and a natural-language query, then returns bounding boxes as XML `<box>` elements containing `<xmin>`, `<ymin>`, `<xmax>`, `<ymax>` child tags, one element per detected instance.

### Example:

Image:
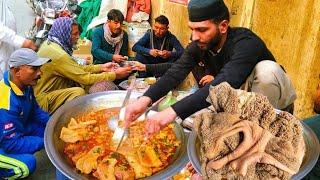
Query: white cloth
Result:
<box><xmin>0</xmin><ymin>0</ymin><xmax>25</xmax><ymax>80</ymax></box>
<box><xmin>99</xmin><ymin>0</ymin><xmax>127</xmax><ymax>18</ymax></box>
<box><xmin>87</xmin><ymin>0</ymin><xmax>128</xmax><ymax>31</ymax></box>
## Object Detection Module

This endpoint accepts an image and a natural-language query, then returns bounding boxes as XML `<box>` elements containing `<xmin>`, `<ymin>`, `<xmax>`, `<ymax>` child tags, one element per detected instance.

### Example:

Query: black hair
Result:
<box><xmin>107</xmin><ymin>9</ymin><xmax>124</xmax><ymax>22</ymax></box>
<box><xmin>210</xmin><ymin>8</ymin><xmax>230</xmax><ymax>24</ymax></box>
<box><xmin>155</xmin><ymin>15</ymin><xmax>169</xmax><ymax>26</ymax></box>
<box><xmin>71</xmin><ymin>19</ymin><xmax>82</xmax><ymax>33</ymax></box>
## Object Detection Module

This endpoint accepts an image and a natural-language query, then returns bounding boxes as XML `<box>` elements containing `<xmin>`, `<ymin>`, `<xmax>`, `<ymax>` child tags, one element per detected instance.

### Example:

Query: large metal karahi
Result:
<box><xmin>44</xmin><ymin>91</ymin><xmax>189</xmax><ymax>180</ymax></box>
<box><xmin>187</xmin><ymin>117</ymin><xmax>320</xmax><ymax>180</ymax></box>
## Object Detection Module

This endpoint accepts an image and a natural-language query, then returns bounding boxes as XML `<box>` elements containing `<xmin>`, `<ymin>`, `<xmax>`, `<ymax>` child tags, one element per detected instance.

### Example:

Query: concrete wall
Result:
<box><xmin>151</xmin><ymin>0</ymin><xmax>320</xmax><ymax>119</ymax></box>
<box><xmin>151</xmin><ymin>0</ymin><xmax>191</xmax><ymax>47</ymax></box>
<box><xmin>250</xmin><ymin>0</ymin><xmax>320</xmax><ymax>118</ymax></box>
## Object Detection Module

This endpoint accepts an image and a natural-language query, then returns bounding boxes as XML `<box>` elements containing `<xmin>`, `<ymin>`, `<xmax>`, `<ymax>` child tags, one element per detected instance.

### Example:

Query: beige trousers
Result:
<box><xmin>241</xmin><ymin>60</ymin><xmax>296</xmax><ymax>111</ymax></box>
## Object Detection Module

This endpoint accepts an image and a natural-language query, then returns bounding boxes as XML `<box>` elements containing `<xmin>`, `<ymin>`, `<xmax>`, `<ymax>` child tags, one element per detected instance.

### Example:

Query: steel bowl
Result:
<box><xmin>119</xmin><ymin>78</ymin><xmax>149</xmax><ymax>92</ymax></box>
<box><xmin>44</xmin><ymin>91</ymin><xmax>189</xmax><ymax>180</ymax></box>
<box><xmin>187</xmin><ymin>121</ymin><xmax>320</xmax><ymax>179</ymax></box>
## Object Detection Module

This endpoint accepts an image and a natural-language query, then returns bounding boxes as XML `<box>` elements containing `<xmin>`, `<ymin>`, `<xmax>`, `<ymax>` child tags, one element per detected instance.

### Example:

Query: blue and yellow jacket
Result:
<box><xmin>0</xmin><ymin>71</ymin><xmax>49</xmax><ymax>154</ymax></box>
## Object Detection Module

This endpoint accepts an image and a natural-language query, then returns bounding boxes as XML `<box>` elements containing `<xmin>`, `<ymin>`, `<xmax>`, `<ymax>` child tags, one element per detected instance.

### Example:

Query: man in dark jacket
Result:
<box><xmin>132</xmin><ymin>15</ymin><xmax>184</xmax><ymax>67</ymax></box>
<box><xmin>0</xmin><ymin>48</ymin><xmax>50</xmax><ymax>179</ymax></box>
<box><xmin>124</xmin><ymin>0</ymin><xmax>296</xmax><ymax>135</ymax></box>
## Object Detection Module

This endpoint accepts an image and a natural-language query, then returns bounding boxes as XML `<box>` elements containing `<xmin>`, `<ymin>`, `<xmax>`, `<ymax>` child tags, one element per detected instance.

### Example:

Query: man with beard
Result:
<box><xmin>124</xmin><ymin>0</ymin><xmax>297</xmax><ymax>135</ymax></box>
<box><xmin>133</xmin><ymin>15</ymin><xmax>184</xmax><ymax>65</ymax></box>
<box><xmin>34</xmin><ymin>17</ymin><xmax>131</xmax><ymax>114</ymax></box>
<box><xmin>91</xmin><ymin>9</ymin><xmax>129</xmax><ymax>64</ymax></box>
<box><xmin>0</xmin><ymin>48</ymin><xmax>50</xmax><ymax>179</ymax></box>
<box><xmin>132</xmin><ymin>15</ymin><xmax>184</xmax><ymax>77</ymax></box>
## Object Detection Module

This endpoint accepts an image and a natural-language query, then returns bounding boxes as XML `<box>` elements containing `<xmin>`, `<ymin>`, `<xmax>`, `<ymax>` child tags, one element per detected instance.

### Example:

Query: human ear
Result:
<box><xmin>219</xmin><ymin>20</ymin><xmax>229</xmax><ymax>34</ymax></box>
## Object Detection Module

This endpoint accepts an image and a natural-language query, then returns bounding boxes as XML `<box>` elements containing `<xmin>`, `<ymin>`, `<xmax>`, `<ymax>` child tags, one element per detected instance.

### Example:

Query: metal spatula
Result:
<box><xmin>110</xmin><ymin>75</ymin><xmax>136</xmax><ymax>150</ymax></box>
<box><xmin>108</xmin><ymin>75</ymin><xmax>136</xmax><ymax>131</ymax></box>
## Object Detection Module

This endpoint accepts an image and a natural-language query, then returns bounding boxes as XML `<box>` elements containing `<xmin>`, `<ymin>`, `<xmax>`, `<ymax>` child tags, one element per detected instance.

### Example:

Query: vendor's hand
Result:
<box><xmin>112</xmin><ymin>54</ymin><xmax>126</xmax><ymax>63</ymax></box>
<box><xmin>132</xmin><ymin>61</ymin><xmax>146</xmax><ymax>71</ymax></box>
<box><xmin>114</xmin><ymin>66</ymin><xmax>132</xmax><ymax>79</ymax></box>
<box><xmin>199</xmin><ymin>75</ymin><xmax>214</xmax><ymax>86</ymax></box>
<box><xmin>124</xmin><ymin>96</ymin><xmax>152</xmax><ymax>127</ymax></box>
<box><xmin>149</xmin><ymin>49</ymin><xmax>159</xmax><ymax>57</ymax></box>
<box><xmin>145</xmin><ymin>107</ymin><xmax>177</xmax><ymax>136</ymax></box>
<box><xmin>100</xmin><ymin>62</ymin><xmax>118</xmax><ymax>72</ymax></box>
<box><xmin>22</xmin><ymin>39</ymin><xmax>37</xmax><ymax>51</ymax></box>
<box><xmin>159</xmin><ymin>50</ymin><xmax>171</xmax><ymax>59</ymax></box>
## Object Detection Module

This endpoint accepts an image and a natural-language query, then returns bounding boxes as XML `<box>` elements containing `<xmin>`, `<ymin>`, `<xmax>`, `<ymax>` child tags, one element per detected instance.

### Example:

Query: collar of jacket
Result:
<box><xmin>3</xmin><ymin>71</ymin><xmax>24</xmax><ymax>96</ymax></box>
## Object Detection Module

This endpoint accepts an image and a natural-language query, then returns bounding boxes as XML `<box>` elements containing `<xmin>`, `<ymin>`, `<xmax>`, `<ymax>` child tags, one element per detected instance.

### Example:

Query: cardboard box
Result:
<box><xmin>73</xmin><ymin>39</ymin><xmax>93</xmax><ymax>64</ymax></box>
<box><xmin>74</xmin><ymin>39</ymin><xmax>92</xmax><ymax>55</ymax></box>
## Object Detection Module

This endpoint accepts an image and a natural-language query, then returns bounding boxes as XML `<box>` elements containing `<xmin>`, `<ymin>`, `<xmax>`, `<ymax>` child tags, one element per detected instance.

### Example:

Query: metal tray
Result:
<box><xmin>187</xmin><ymin>119</ymin><xmax>320</xmax><ymax>179</ymax></box>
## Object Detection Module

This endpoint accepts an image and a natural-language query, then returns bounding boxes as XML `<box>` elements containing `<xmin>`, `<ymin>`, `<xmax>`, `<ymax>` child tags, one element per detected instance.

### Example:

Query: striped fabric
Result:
<box><xmin>0</xmin><ymin>153</ymin><xmax>29</xmax><ymax>179</ymax></box>
<box><xmin>48</xmin><ymin>17</ymin><xmax>73</xmax><ymax>55</ymax></box>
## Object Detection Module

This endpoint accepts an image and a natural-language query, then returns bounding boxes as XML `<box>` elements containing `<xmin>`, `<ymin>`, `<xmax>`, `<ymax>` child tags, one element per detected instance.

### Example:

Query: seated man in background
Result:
<box><xmin>132</xmin><ymin>15</ymin><xmax>184</xmax><ymax>76</ymax></box>
<box><xmin>35</xmin><ymin>17</ymin><xmax>132</xmax><ymax>114</ymax></box>
<box><xmin>91</xmin><ymin>9</ymin><xmax>129</xmax><ymax>65</ymax></box>
<box><xmin>0</xmin><ymin>48</ymin><xmax>50</xmax><ymax>179</ymax></box>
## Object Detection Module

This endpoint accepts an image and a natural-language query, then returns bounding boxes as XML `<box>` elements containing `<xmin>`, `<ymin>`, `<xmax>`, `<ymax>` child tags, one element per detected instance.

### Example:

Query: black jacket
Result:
<box><xmin>144</xmin><ymin>27</ymin><xmax>275</xmax><ymax>119</ymax></box>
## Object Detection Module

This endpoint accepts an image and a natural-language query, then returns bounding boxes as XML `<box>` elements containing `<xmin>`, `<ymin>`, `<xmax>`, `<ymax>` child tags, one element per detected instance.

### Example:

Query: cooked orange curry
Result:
<box><xmin>59</xmin><ymin>108</ymin><xmax>180</xmax><ymax>179</ymax></box>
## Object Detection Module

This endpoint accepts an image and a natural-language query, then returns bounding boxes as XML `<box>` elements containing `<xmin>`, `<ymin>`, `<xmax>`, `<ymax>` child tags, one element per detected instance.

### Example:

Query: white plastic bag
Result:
<box><xmin>131</xmin><ymin>11</ymin><xmax>149</xmax><ymax>23</ymax></box>
<box><xmin>98</xmin><ymin>0</ymin><xmax>127</xmax><ymax>19</ymax></box>
<box><xmin>98</xmin><ymin>0</ymin><xmax>113</xmax><ymax>17</ymax></box>
<box><xmin>126</xmin><ymin>21</ymin><xmax>151</xmax><ymax>57</ymax></box>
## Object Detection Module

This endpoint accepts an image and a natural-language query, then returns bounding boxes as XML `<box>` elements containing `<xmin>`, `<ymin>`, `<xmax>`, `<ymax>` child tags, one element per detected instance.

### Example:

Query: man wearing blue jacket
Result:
<box><xmin>0</xmin><ymin>48</ymin><xmax>50</xmax><ymax>179</ymax></box>
<box><xmin>132</xmin><ymin>15</ymin><xmax>184</xmax><ymax>77</ymax></box>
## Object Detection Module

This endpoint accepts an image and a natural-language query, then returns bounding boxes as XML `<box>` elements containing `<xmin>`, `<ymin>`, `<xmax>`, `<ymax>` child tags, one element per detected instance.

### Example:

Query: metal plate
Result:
<box><xmin>187</xmin><ymin>119</ymin><xmax>320</xmax><ymax>179</ymax></box>
<box><xmin>45</xmin><ymin>91</ymin><xmax>189</xmax><ymax>180</ymax></box>
<box><xmin>119</xmin><ymin>78</ymin><xmax>149</xmax><ymax>93</ymax></box>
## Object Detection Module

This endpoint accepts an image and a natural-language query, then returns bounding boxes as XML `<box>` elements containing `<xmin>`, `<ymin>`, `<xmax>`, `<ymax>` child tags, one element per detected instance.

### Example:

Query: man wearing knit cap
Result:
<box><xmin>124</xmin><ymin>0</ymin><xmax>296</xmax><ymax>134</ymax></box>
